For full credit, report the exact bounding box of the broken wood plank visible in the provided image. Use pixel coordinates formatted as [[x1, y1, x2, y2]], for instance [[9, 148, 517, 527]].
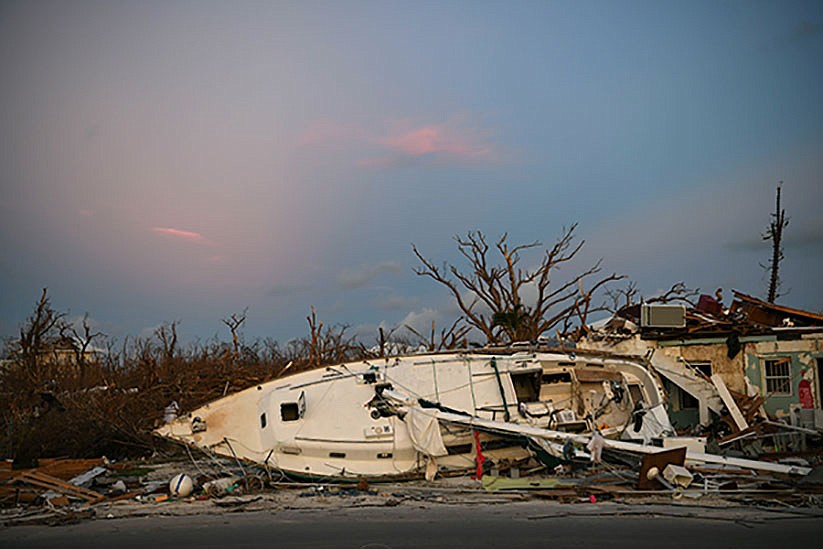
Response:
[[712, 374, 749, 432], [13, 471, 105, 503], [0, 458, 106, 483]]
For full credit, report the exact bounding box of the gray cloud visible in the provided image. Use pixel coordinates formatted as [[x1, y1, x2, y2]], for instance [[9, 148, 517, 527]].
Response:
[[373, 294, 418, 311], [338, 261, 403, 290], [267, 283, 313, 298]]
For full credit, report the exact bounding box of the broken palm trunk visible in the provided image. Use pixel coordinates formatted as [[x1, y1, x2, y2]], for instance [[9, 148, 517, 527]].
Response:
[[154, 350, 674, 480]]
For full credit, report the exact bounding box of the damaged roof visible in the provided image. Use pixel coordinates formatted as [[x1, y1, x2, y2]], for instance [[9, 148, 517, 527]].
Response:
[[608, 289, 823, 341]]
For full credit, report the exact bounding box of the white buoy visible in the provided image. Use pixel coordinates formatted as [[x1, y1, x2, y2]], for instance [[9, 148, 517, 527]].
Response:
[[169, 473, 194, 497]]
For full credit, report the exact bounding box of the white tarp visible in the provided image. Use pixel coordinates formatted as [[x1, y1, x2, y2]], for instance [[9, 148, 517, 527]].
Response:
[[405, 407, 448, 457]]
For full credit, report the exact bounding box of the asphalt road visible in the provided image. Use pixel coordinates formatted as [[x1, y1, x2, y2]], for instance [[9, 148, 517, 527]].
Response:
[[3, 502, 823, 549]]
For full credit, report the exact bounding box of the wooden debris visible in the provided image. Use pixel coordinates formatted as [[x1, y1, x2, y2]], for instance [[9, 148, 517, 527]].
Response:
[[712, 374, 749, 432], [0, 457, 107, 483], [106, 489, 145, 503], [11, 470, 105, 504], [637, 447, 686, 490]]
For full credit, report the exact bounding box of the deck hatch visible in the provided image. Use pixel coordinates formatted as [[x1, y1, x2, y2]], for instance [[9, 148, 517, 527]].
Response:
[[281, 391, 307, 421]]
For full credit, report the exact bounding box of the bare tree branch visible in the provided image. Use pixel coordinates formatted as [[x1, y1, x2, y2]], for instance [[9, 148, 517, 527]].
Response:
[[221, 308, 248, 363], [60, 313, 105, 385], [412, 226, 624, 344]]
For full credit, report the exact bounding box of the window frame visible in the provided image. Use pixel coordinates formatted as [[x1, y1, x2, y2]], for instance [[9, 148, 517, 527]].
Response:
[[763, 358, 792, 396]]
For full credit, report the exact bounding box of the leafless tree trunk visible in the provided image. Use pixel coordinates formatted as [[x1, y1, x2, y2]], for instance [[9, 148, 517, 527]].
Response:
[[413, 225, 623, 344], [221, 308, 248, 362], [60, 313, 104, 386], [307, 306, 322, 368], [18, 288, 67, 385], [762, 184, 789, 303], [405, 318, 471, 351], [155, 321, 179, 364]]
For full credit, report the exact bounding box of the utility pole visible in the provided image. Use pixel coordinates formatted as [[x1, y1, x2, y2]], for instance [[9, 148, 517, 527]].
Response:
[[763, 184, 789, 303]]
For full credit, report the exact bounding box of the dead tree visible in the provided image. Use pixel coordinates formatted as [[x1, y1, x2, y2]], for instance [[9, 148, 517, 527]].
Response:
[[17, 288, 67, 385], [605, 280, 699, 314], [762, 184, 789, 303], [604, 281, 640, 313], [299, 306, 363, 369], [221, 308, 248, 362], [307, 306, 322, 368], [156, 321, 178, 360], [60, 313, 105, 386], [405, 318, 472, 351], [412, 226, 623, 344], [646, 281, 700, 307]]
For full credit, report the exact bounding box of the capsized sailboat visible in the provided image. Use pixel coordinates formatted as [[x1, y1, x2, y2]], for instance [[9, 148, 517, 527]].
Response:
[[155, 349, 675, 480]]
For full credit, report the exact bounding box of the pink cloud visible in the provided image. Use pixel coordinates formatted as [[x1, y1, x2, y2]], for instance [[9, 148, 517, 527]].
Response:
[[298, 116, 499, 168], [152, 227, 209, 244], [378, 124, 494, 159]]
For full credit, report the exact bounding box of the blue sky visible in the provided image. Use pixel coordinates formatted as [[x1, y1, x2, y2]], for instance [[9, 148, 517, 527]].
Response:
[[1, 0, 821, 345]]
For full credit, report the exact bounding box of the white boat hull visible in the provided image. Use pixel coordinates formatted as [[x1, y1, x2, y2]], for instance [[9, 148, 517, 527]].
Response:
[[155, 350, 672, 479]]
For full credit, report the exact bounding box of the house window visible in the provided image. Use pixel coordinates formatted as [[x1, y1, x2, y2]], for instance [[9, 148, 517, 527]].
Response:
[[764, 358, 792, 395]]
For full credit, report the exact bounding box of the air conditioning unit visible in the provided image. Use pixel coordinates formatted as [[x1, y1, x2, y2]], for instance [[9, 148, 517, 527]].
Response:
[[641, 304, 686, 328]]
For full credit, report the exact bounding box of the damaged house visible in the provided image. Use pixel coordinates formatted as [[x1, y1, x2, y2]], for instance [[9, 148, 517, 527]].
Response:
[[579, 290, 823, 433]]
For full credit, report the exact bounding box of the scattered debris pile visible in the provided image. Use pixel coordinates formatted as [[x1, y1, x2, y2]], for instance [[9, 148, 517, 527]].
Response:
[[2, 422, 822, 527]]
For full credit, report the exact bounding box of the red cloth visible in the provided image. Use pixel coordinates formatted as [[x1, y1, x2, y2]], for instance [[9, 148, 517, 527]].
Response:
[[472, 430, 485, 479]]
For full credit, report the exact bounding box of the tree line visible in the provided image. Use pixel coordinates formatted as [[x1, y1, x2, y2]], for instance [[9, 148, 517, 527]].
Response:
[[0, 193, 788, 461]]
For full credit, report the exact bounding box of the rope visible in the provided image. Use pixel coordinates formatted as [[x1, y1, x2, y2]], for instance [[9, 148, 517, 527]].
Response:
[[491, 358, 511, 422]]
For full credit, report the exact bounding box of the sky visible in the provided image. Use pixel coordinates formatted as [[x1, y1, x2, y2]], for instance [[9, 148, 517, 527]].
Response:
[[1, 0, 821, 347]]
